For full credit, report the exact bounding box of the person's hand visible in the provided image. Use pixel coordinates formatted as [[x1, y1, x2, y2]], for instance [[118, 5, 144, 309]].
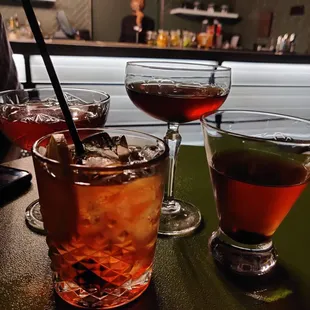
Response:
[[136, 10, 144, 27]]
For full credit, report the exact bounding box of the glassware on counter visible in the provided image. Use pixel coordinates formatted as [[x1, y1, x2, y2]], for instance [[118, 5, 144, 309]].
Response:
[[182, 31, 190, 48], [146, 31, 157, 46], [275, 33, 297, 54], [182, 31, 196, 48], [207, 3, 215, 13], [221, 5, 229, 13], [170, 30, 181, 47], [206, 25, 214, 48], [157, 29, 169, 48], [198, 19, 208, 49], [289, 33, 296, 53], [213, 19, 222, 48], [193, 1, 201, 10], [197, 32, 208, 49]]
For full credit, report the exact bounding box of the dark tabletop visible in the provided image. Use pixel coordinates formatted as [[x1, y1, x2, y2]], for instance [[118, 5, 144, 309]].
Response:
[[1, 146, 310, 310]]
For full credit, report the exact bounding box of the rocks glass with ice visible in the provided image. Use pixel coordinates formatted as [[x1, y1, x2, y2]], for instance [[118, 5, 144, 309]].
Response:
[[0, 88, 110, 233], [125, 62, 231, 236], [32, 128, 168, 309]]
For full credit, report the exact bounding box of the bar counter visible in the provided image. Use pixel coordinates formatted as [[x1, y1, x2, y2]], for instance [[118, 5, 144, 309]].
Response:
[[10, 39, 310, 64]]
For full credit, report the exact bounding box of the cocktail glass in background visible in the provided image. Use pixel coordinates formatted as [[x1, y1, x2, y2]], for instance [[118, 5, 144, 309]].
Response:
[[201, 110, 310, 275], [0, 88, 110, 233], [125, 61, 231, 236], [32, 128, 168, 309]]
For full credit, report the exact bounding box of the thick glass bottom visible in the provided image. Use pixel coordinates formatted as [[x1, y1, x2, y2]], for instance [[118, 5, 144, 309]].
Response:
[[159, 199, 202, 236], [54, 268, 152, 309], [209, 229, 278, 276], [25, 199, 46, 234]]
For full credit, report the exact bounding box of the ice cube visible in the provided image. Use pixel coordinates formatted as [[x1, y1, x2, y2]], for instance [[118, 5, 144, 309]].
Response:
[[83, 156, 115, 167], [114, 136, 130, 162], [81, 132, 131, 165], [85, 132, 114, 149], [128, 146, 143, 163], [140, 144, 162, 161], [84, 145, 119, 161]]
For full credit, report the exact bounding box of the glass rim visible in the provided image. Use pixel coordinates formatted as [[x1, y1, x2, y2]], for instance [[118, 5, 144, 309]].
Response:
[[32, 128, 169, 172], [0, 87, 111, 105], [126, 61, 231, 73], [201, 109, 310, 146]]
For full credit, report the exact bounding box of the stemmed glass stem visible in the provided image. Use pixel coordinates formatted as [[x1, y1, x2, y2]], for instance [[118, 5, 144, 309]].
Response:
[[162, 122, 181, 214]]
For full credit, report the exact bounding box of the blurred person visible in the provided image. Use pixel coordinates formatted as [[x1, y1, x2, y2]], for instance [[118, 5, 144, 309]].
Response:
[[119, 0, 155, 43], [0, 14, 21, 163]]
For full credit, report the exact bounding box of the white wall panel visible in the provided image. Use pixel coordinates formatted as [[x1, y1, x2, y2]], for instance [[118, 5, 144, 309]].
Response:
[[223, 61, 310, 87], [13, 54, 26, 83], [30, 56, 218, 84], [224, 86, 310, 119]]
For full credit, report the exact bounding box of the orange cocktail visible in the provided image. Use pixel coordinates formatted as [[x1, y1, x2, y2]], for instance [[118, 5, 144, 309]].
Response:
[[32, 128, 168, 309]]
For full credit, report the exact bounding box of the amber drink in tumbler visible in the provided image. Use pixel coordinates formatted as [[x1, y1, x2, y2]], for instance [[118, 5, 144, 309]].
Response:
[[32, 128, 168, 309]]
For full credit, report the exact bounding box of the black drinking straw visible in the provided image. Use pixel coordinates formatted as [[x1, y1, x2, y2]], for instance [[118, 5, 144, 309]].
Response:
[[22, 0, 85, 156]]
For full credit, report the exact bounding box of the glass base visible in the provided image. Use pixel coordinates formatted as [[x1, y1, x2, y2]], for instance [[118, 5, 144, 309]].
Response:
[[159, 199, 202, 236], [25, 200, 46, 235], [209, 229, 278, 276], [55, 268, 152, 309]]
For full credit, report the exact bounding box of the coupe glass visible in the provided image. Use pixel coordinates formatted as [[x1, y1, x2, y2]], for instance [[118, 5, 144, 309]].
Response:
[[201, 110, 310, 275], [0, 88, 110, 233], [125, 62, 231, 236]]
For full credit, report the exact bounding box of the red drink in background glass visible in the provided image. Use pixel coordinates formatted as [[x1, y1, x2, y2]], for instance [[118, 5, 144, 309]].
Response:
[[126, 82, 228, 123], [0, 102, 108, 152]]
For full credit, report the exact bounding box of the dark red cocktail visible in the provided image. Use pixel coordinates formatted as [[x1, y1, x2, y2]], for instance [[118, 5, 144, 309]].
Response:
[[126, 62, 231, 236], [210, 150, 308, 244], [202, 110, 310, 276], [0, 89, 110, 152], [127, 82, 228, 123]]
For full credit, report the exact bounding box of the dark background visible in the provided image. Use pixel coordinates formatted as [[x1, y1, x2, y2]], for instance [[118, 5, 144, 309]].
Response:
[[0, 0, 310, 53]]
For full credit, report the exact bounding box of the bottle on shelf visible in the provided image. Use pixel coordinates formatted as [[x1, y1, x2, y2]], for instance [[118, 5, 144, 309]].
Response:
[[213, 19, 223, 49], [14, 14, 20, 29], [170, 30, 181, 47], [197, 19, 208, 49], [206, 23, 215, 48], [157, 29, 169, 48], [207, 3, 215, 13], [289, 33, 296, 53]]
